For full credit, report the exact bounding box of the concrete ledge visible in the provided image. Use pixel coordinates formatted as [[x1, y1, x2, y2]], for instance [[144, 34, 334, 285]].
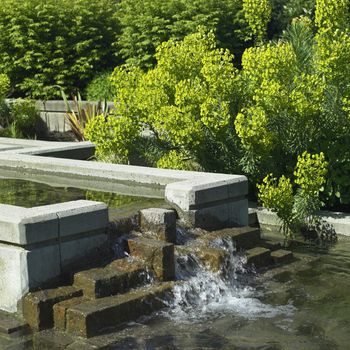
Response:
[[0, 137, 95, 160], [0, 145, 249, 229], [250, 207, 350, 238]]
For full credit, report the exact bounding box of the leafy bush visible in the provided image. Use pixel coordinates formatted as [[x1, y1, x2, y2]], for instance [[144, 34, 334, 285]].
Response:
[[116, 0, 249, 69], [258, 152, 328, 241], [6, 100, 41, 138], [235, 9, 350, 205], [0, 0, 119, 99], [0, 73, 10, 128], [242, 0, 272, 41], [86, 29, 241, 170], [85, 72, 114, 102]]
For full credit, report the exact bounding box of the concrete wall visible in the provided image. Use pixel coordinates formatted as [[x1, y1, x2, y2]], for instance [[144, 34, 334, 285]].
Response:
[[0, 201, 109, 312], [5, 99, 114, 132], [37, 100, 115, 132]]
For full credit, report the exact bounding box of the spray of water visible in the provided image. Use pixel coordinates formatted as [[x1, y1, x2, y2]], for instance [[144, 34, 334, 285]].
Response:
[[167, 237, 294, 322]]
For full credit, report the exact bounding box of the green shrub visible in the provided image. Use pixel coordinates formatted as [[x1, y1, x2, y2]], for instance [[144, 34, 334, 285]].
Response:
[[7, 99, 41, 138], [258, 152, 328, 241], [0, 74, 10, 98], [86, 29, 241, 170], [85, 72, 114, 102], [0, 0, 120, 99], [0, 74, 10, 128], [235, 9, 350, 205], [242, 0, 272, 42]]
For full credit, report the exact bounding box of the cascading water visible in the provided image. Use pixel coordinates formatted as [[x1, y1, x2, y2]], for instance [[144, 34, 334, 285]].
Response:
[[167, 236, 294, 322]]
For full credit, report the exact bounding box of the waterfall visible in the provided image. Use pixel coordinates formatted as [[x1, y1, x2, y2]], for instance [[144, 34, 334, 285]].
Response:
[[166, 236, 294, 322]]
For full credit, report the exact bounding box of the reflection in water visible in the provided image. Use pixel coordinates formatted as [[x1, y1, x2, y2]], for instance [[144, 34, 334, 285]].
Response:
[[0, 178, 164, 213]]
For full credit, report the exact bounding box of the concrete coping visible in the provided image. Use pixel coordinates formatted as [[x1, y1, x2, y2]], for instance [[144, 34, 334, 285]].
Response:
[[0, 200, 108, 246], [250, 207, 350, 238], [0, 137, 95, 159], [0, 137, 249, 228]]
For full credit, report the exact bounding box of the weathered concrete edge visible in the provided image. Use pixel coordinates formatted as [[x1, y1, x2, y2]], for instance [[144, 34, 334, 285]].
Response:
[[250, 207, 350, 238], [0, 200, 108, 245], [0, 137, 95, 160]]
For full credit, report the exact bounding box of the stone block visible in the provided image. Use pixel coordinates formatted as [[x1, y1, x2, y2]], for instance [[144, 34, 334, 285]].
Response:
[[53, 297, 85, 331], [127, 237, 175, 281], [139, 208, 177, 243], [271, 249, 294, 265], [66, 282, 174, 338], [74, 260, 148, 299], [66, 341, 100, 350], [165, 176, 248, 211], [22, 286, 82, 331], [0, 334, 32, 350], [260, 240, 282, 252], [175, 244, 229, 274], [52, 201, 108, 238], [246, 247, 271, 269], [0, 243, 61, 313]]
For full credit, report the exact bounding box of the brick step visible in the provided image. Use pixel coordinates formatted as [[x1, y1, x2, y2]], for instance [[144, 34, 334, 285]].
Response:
[[0, 333, 32, 350], [64, 282, 175, 338], [127, 237, 175, 281], [271, 249, 294, 265], [74, 258, 152, 299], [259, 239, 282, 252], [200, 226, 261, 250], [246, 247, 272, 268]]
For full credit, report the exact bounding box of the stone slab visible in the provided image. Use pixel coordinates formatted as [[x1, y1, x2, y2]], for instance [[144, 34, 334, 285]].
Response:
[[183, 199, 248, 230], [33, 330, 74, 350], [0, 205, 58, 245], [0, 200, 107, 246], [74, 260, 148, 299], [271, 249, 294, 265], [53, 297, 86, 331], [66, 282, 174, 338], [165, 176, 248, 211], [204, 226, 261, 250], [252, 206, 350, 238], [22, 286, 83, 331], [246, 247, 271, 268]]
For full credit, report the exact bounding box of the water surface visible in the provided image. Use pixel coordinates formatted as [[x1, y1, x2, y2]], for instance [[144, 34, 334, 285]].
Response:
[[105, 239, 350, 350]]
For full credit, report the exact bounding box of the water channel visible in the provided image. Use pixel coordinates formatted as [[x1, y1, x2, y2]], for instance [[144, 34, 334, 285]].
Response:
[[1, 177, 349, 349]]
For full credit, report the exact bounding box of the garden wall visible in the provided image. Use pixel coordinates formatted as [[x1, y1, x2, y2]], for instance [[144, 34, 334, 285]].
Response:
[[37, 100, 115, 132]]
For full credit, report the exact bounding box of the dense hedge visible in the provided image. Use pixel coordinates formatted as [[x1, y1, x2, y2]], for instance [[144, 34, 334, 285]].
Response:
[[116, 0, 249, 69], [0, 0, 318, 99], [0, 0, 120, 99]]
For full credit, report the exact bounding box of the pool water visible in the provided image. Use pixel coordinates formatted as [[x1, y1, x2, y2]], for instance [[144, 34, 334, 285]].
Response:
[[0, 178, 165, 217], [102, 239, 350, 350]]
